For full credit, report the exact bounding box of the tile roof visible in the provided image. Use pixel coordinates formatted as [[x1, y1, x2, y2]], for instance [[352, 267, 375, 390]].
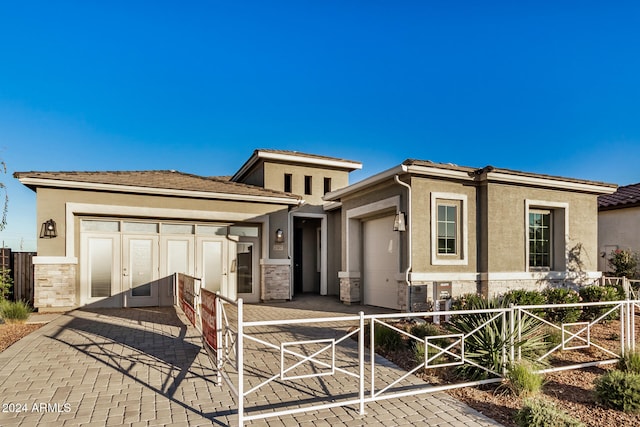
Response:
[[14, 170, 301, 202], [403, 159, 617, 188], [598, 182, 640, 210]]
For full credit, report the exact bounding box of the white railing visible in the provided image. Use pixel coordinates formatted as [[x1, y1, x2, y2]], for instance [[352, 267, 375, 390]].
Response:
[[173, 285, 639, 427]]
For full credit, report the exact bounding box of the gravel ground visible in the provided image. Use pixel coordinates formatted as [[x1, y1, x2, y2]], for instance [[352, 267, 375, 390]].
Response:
[[0, 322, 43, 353]]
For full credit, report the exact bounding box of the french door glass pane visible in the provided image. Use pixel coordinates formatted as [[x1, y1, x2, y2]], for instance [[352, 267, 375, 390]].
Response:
[[237, 243, 253, 294], [203, 241, 222, 292], [167, 240, 189, 275], [130, 239, 153, 297], [90, 238, 112, 297]]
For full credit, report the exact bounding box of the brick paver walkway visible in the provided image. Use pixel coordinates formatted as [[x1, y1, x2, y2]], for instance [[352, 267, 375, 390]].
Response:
[[0, 297, 503, 426]]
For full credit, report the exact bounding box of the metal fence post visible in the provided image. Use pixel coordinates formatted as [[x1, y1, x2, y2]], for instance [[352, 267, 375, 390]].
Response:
[[359, 311, 365, 415], [237, 298, 244, 427]]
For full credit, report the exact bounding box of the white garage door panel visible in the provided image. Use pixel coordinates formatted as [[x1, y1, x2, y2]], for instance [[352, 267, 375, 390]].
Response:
[[363, 215, 400, 310]]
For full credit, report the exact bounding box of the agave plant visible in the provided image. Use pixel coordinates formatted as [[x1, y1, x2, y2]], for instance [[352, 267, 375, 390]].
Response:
[[446, 294, 548, 381]]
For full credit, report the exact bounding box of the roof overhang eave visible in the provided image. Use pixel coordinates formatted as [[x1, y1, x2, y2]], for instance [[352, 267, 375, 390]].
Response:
[[16, 177, 302, 205]]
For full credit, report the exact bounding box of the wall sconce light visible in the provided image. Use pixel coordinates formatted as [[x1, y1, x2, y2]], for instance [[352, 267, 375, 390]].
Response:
[[393, 212, 406, 232], [275, 228, 284, 243], [40, 219, 58, 238]]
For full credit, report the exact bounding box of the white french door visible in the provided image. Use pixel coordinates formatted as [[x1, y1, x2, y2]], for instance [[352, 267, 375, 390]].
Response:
[[123, 235, 159, 307], [196, 237, 237, 301], [81, 234, 122, 307]]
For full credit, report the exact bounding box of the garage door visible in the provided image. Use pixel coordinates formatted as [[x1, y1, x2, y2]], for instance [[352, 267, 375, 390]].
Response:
[[363, 215, 400, 310]]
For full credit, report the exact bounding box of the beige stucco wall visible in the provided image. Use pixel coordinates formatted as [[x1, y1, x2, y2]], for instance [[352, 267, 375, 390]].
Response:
[[483, 182, 599, 273], [263, 162, 350, 205], [35, 187, 292, 258], [598, 206, 640, 273], [410, 176, 478, 274]]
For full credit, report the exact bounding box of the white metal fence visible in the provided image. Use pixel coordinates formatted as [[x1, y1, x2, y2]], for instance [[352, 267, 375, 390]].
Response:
[[174, 278, 639, 427]]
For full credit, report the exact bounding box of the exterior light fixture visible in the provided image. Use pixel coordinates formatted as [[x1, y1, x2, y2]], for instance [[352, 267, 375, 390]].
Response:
[[40, 219, 58, 238], [275, 228, 284, 243], [393, 212, 406, 232]]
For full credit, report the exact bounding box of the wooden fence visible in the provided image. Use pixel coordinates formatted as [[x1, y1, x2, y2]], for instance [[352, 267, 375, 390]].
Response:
[[0, 248, 35, 305]]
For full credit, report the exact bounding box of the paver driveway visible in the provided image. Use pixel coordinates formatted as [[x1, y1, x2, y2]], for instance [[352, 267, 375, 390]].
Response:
[[0, 296, 503, 426]]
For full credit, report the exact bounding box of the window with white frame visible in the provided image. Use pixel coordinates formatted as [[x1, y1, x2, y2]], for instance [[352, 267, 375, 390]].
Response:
[[437, 204, 457, 254], [431, 192, 468, 265], [525, 200, 568, 272], [529, 209, 552, 269]]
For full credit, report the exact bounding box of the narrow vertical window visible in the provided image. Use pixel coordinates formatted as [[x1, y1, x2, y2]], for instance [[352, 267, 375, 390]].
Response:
[[437, 204, 457, 254], [529, 210, 552, 269], [284, 174, 292, 193], [324, 177, 332, 194], [304, 175, 312, 195]]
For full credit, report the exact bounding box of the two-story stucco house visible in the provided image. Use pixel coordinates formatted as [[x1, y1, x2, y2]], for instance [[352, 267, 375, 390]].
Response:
[[15, 149, 617, 312]]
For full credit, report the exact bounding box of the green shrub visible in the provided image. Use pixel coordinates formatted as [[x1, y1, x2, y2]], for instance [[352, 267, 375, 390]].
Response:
[[579, 285, 624, 321], [617, 349, 640, 374], [0, 268, 12, 300], [374, 323, 403, 352], [450, 293, 486, 311], [608, 249, 639, 279], [542, 288, 582, 324], [447, 295, 548, 380], [410, 322, 452, 365], [594, 370, 640, 413], [515, 399, 584, 427], [505, 362, 544, 398], [501, 289, 546, 307], [0, 300, 32, 323]]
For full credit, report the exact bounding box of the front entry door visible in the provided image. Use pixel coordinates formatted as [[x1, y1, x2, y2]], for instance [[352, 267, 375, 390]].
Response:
[[196, 237, 237, 301], [123, 235, 159, 307]]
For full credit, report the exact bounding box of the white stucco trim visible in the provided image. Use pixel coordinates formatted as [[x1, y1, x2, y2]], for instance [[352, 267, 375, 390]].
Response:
[[345, 195, 401, 273], [65, 202, 267, 258], [232, 150, 362, 181], [431, 192, 469, 266], [479, 271, 602, 280], [410, 272, 480, 282], [33, 256, 78, 265], [260, 259, 292, 265], [524, 200, 570, 273], [487, 172, 617, 194]]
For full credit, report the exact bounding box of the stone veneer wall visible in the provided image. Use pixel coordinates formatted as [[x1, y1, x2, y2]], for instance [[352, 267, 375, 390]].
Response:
[[483, 277, 596, 299], [34, 263, 76, 309], [261, 263, 291, 301], [338, 273, 360, 304]]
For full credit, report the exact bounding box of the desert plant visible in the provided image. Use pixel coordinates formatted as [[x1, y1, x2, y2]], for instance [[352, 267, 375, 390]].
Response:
[[609, 249, 639, 279], [594, 370, 640, 413], [579, 285, 624, 321], [515, 399, 584, 427], [410, 322, 452, 366], [0, 299, 32, 323], [446, 295, 548, 380], [450, 293, 486, 311], [542, 287, 581, 324], [0, 267, 12, 300], [374, 323, 403, 352], [617, 348, 640, 374], [501, 289, 546, 307], [504, 362, 544, 398]]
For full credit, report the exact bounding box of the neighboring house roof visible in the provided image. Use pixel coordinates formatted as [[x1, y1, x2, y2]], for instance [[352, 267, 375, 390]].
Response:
[[598, 182, 640, 211], [325, 159, 617, 201], [14, 170, 302, 205], [232, 149, 362, 182]]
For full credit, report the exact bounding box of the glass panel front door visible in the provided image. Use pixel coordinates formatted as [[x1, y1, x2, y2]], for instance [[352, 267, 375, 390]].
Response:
[[123, 236, 158, 307]]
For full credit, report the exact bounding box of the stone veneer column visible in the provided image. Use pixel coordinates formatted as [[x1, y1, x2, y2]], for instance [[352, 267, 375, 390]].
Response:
[[32, 257, 77, 310], [338, 272, 361, 305], [260, 260, 291, 301]]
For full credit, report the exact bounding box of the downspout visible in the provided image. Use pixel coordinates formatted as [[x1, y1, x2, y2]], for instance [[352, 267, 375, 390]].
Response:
[[395, 173, 412, 312]]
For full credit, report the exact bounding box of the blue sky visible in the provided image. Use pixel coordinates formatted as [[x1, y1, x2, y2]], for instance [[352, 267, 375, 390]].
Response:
[[1, 1, 639, 251]]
